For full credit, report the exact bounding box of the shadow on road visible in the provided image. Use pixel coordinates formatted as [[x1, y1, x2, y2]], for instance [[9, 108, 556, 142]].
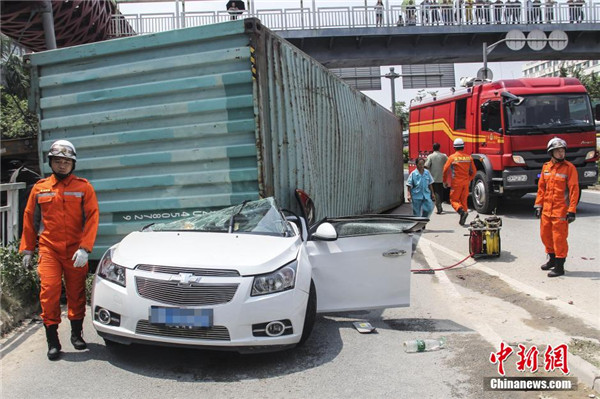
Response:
[[486, 193, 599, 219], [564, 270, 600, 280]]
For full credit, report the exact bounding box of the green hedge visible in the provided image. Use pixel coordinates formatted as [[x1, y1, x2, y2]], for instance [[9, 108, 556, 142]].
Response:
[[0, 241, 95, 335], [0, 242, 40, 334]]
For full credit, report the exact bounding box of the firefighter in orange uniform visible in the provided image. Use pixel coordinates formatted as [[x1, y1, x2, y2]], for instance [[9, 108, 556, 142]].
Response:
[[534, 137, 579, 277], [443, 138, 476, 226], [20, 140, 99, 360]]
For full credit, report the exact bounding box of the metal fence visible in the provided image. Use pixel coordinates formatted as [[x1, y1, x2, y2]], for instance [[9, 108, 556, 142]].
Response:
[[109, 3, 600, 37], [0, 183, 25, 247]]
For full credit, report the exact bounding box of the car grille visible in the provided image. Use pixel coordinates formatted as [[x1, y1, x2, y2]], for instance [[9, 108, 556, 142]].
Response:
[[136, 264, 240, 277], [135, 277, 239, 306], [135, 320, 230, 341]]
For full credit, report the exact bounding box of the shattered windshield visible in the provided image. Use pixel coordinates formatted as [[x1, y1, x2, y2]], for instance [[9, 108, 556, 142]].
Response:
[[504, 94, 594, 134], [148, 198, 295, 237]]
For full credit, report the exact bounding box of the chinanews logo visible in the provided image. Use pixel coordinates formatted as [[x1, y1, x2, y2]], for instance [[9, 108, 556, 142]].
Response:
[[485, 342, 577, 391]]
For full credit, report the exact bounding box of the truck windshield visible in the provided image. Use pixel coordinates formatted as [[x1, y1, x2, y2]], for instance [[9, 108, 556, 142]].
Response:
[[504, 94, 594, 135]]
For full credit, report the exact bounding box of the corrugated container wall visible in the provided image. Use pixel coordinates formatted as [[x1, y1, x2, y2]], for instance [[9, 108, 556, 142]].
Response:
[[27, 19, 403, 260]]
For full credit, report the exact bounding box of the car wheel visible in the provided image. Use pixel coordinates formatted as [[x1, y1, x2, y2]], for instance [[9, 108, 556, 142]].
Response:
[[298, 280, 317, 346], [472, 171, 497, 214]]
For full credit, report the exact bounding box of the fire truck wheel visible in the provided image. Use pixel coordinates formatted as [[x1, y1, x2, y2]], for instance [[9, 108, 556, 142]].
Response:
[[472, 171, 497, 214]]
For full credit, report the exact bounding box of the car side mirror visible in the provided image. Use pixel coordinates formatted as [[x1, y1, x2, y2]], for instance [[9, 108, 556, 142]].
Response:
[[312, 222, 337, 241]]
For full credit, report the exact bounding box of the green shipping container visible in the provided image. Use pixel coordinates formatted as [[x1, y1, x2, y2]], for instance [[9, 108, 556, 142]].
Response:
[[27, 19, 403, 260]]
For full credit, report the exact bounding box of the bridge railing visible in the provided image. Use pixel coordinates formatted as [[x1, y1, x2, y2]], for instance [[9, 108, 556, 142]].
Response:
[[0, 183, 25, 247], [109, 2, 599, 37]]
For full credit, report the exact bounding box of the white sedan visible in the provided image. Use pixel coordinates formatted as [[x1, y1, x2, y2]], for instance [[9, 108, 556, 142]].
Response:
[[91, 190, 427, 353]]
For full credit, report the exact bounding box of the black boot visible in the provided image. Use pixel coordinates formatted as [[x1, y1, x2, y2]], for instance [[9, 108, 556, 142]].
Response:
[[541, 253, 556, 270], [70, 319, 87, 350], [548, 258, 565, 277], [44, 324, 61, 361], [458, 208, 468, 226]]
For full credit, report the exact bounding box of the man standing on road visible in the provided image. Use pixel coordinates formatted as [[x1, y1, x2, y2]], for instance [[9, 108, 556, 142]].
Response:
[[425, 142, 448, 214], [443, 138, 476, 226], [20, 140, 99, 360], [534, 137, 579, 277]]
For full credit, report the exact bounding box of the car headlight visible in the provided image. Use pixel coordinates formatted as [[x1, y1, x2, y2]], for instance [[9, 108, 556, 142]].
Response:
[[251, 261, 297, 296], [97, 247, 126, 287]]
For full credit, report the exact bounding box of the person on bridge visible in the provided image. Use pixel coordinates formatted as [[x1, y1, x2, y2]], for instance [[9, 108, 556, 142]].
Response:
[[406, 158, 435, 217], [443, 138, 476, 226], [425, 142, 448, 214], [20, 140, 99, 361], [534, 137, 579, 278], [375, 0, 384, 26]]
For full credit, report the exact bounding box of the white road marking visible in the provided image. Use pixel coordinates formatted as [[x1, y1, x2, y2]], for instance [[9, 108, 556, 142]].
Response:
[[421, 236, 600, 331], [419, 240, 504, 348]]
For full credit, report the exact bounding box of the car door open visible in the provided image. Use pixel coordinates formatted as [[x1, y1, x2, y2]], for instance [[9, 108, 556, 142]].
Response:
[[306, 215, 427, 313]]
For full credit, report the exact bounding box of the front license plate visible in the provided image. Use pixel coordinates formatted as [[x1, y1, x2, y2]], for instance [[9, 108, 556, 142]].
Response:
[[149, 306, 213, 327]]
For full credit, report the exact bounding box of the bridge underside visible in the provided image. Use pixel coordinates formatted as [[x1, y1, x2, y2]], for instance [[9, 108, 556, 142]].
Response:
[[280, 24, 600, 68], [0, 0, 133, 52]]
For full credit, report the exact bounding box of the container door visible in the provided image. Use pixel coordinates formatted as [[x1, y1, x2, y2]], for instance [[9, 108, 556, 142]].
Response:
[[306, 215, 426, 313]]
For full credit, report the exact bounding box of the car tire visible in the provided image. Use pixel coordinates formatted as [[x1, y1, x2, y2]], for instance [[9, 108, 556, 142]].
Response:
[[472, 171, 497, 214], [297, 280, 317, 346]]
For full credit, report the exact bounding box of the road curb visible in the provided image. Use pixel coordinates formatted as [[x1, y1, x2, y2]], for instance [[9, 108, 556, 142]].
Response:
[[569, 353, 600, 393]]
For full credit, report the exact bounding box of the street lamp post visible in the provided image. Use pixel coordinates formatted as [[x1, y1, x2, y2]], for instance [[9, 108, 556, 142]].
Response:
[[384, 67, 401, 114]]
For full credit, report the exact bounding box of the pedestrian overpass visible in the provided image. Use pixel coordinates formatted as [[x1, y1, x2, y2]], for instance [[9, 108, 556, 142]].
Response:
[[110, 4, 600, 68]]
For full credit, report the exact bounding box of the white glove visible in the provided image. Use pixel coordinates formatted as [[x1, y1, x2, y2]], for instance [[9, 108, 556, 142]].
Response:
[[72, 249, 89, 268], [22, 253, 32, 269]]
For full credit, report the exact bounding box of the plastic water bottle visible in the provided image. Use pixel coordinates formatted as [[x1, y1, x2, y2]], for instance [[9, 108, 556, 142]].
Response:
[[403, 337, 447, 353]]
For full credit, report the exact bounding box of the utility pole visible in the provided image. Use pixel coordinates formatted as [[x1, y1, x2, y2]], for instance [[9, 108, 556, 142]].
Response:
[[384, 67, 400, 115]]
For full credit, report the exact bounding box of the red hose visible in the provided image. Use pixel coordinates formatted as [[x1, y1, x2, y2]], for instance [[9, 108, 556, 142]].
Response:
[[411, 253, 475, 273]]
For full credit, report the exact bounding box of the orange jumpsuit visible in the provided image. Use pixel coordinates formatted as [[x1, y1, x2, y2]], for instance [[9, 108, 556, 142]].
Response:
[[443, 150, 476, 212], [534, 159, 579, 259], [20, 174, 99, 326]]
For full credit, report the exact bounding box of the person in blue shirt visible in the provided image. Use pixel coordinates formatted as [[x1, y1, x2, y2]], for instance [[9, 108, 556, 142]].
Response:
[[406, 157, 435, 217]]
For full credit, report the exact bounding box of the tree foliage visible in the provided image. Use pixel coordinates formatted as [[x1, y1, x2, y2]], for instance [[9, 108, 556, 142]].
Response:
[[1, 35, 38, 139], [1, 89, 38, 138], [394, 100, 409, 130]]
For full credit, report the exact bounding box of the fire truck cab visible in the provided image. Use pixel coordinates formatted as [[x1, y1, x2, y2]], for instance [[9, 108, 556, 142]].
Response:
[[409, 77, 598, 214]]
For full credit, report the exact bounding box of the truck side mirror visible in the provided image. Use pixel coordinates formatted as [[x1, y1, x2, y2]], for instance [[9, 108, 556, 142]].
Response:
[[501, 91, 524, 107]]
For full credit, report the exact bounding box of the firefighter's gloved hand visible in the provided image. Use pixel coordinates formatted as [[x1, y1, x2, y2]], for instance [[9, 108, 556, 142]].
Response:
[[22, 253, 32, 270], [566, 212, 576, 224], [72, 249, 88, 268], [534, 208, 541, 219]]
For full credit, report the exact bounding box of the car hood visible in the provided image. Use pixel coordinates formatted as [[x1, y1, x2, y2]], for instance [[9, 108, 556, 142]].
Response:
[[112, 231, 300, 276]]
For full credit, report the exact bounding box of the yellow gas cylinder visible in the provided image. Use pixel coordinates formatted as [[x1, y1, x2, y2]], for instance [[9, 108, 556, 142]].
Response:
[[485, 230, 500, 255]]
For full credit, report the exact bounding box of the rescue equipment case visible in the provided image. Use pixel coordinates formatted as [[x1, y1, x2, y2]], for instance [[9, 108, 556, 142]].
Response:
[[468, 215, 502, 258]]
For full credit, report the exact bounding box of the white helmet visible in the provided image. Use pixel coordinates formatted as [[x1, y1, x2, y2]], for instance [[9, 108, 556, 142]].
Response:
[[48, 140, 77, 161], [547, 137, 567, 153], [453, 138, 465, 148]]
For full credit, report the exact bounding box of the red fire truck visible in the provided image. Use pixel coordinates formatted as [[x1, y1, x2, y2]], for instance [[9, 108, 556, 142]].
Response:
[[409, 77, 599, 214]]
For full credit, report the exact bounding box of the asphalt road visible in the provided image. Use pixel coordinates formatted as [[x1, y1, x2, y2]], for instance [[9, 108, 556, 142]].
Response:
[[1, 191, 598, 399]]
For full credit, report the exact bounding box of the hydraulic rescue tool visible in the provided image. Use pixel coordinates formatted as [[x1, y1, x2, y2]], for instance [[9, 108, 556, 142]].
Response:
[[468, 214, 502, 258]]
